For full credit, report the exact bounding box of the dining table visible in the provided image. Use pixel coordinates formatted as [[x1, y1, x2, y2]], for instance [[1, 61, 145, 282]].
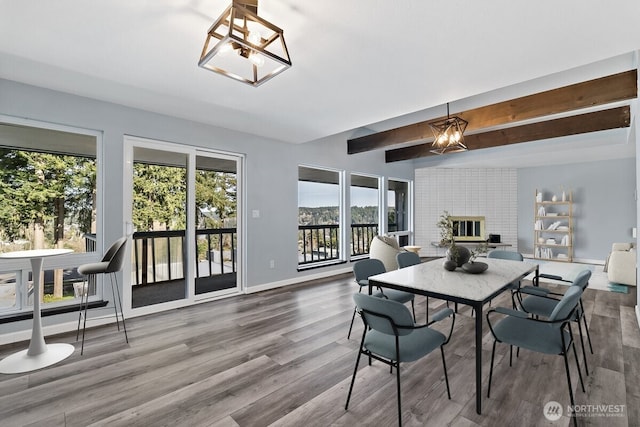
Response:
[[0, 248, 75, 374], [368, 256, 539, 415]]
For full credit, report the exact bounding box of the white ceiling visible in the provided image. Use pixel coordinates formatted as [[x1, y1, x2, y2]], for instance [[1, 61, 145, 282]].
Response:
[[1, 0, 640, 145]]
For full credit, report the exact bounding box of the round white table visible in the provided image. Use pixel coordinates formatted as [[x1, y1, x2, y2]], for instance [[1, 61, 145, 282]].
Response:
[[0, 248, 75, 374]]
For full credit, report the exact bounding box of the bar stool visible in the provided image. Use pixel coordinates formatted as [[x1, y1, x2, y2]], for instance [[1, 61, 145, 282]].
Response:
[[76, 236, 129, 355]]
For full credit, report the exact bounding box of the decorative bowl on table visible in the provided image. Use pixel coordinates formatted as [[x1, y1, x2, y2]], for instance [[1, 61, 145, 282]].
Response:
[[462, 261, 488, 274]]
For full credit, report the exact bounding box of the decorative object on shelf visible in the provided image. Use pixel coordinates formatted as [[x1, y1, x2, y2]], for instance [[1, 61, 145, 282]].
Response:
[[428, 103, 468, 155], [562, 190, 567, 202], [536, 191, 543, 203], [462, 261, 488, 274], [198, 0, 292, 87], [551, 194, 558, 202], [437, 210, 471, 268]]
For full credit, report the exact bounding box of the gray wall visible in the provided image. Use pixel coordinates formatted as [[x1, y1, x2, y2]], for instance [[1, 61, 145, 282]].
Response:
[[0, 78, 412, 289], [0, 78, 412, 337], [518, 158, 637, 262]]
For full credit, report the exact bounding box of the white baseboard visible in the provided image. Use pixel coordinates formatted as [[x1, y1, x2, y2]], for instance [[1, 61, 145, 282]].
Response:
[[522, 255, 605, 266], [0, 314, 118, 346], [247, 266, 352, 294], [636, 305, 640, 330]]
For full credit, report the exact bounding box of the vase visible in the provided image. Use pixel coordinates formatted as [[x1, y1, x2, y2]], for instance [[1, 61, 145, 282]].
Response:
[[446, 245, 471, 267], [462, 261, 488, 274], [443, 259, 457, 271]]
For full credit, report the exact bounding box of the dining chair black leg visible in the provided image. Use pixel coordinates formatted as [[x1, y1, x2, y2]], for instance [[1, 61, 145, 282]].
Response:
[[584, 316, 594, 353], [577, 319, 589, 376], [581, 306, 594, 354], [395, 361, 402, 427], [509, 345, 513, 367], [562, 349, 578, 427], [572, 341, 586, 393], [345, 331, 366, 410], [347, 306, 357, 339], [441, 346, 451, 399], [487, 340, 497, 398]]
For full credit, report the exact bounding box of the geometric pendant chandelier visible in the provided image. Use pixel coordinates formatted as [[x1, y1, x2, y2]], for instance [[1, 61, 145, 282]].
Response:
[[198, 0, 292, 87], [428, 103, 469, 154]]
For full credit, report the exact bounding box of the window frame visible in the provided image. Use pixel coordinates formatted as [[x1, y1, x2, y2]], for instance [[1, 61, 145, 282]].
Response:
[[297, 164, 345, 269], [349, 172, 382, 260], [0, 115, 103, 315]]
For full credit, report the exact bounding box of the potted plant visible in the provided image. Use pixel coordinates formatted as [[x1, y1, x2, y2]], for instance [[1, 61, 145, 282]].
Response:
[[462, 241, 489, 273], [468, 241, 489, 263], [437, 211, 470, 269]]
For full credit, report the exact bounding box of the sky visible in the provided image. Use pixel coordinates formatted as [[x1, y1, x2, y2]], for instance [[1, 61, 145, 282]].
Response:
[[298, 181, 389, 208]]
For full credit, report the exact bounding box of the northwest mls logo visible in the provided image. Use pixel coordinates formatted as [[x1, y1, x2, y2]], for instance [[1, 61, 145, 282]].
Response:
[[544, 401, 563, 421]]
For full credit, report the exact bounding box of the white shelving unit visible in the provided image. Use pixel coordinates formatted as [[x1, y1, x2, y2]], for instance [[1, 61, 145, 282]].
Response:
[[533, 189, 573, 262]]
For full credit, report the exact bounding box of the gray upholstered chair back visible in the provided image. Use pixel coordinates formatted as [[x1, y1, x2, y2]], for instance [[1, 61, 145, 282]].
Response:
[[353, 293, 414, 336], [353, 258, 386, 284], [396, 251, 421, 268], [572, 269, 592, 291], [104, 237, 128, 273], [486, 249, 524, 261], [548, 285, 583, 324]]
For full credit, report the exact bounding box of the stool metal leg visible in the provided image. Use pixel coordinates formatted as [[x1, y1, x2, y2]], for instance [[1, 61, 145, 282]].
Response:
[[76, 276, 91, 355], [109, 273, 121, 331], [110, 273, 128, 343]]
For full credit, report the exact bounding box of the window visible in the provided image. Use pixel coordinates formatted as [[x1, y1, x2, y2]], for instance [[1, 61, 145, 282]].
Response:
[[0, 119, 99, 313], [350, 174, 380, 258], [298, 166, 343, 267], [388, 179, 411, 247]]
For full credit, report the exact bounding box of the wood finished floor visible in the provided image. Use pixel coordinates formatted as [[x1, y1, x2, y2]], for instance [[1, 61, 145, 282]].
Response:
[[0, 273, 638, 427]]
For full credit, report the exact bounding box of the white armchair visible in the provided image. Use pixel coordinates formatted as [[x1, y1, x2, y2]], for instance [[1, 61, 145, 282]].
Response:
[[369, 235, 402, 271], [606, 243, 636, 286]]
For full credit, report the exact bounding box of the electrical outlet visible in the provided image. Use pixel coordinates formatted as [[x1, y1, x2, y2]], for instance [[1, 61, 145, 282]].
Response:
[[269, 260, 275, 269]]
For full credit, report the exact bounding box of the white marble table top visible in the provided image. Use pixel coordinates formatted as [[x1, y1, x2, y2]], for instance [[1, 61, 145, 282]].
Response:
[[0, 248, 72, 259], [369, 257, 538, 303]]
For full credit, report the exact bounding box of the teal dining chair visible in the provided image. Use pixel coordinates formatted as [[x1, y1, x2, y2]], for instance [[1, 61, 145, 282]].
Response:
[[487, 285, 585, 427], [517, 269, 593, 375], [396, 251, 435, 320], [347, 259, 416, 339], [345, 293, 455, 427], [486, 249, 524, 308], [396, 251, 421, 268]]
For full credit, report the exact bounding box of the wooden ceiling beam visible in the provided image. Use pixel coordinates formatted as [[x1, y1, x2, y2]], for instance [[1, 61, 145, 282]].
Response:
[[348, 69, 637, 154], [384, 106, 631, 162]]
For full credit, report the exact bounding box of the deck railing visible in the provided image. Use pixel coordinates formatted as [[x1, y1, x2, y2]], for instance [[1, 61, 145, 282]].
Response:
[[92, 224, 376, 281], [350, 223, 378, 257], [298, 223, 379, 265], [131, 228, 236, 286]]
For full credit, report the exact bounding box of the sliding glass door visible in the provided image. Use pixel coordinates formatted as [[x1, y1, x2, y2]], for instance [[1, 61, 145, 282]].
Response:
[[130, 146, 189, 309], [194, 154, 239, 296], [124, 137, 243, 314]]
